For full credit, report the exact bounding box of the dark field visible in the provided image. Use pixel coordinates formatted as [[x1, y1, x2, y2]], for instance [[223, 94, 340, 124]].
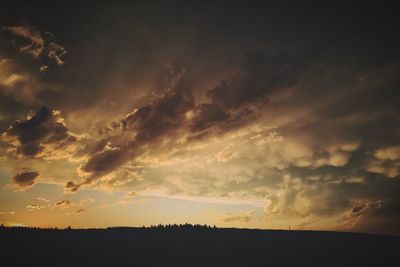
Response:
[[1, 226, 399, 266]]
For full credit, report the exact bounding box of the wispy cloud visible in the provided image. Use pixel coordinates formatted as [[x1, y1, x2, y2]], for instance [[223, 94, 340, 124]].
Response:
[[222, 210, 255, 223]]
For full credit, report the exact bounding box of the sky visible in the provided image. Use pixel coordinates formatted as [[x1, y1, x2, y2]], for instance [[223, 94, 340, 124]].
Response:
[[0, 1, 399, 234]]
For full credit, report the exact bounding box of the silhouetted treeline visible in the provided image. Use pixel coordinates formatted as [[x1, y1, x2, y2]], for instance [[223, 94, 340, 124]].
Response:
[[1, 224, 399, 267], [110, 223, 217, 230], [0, 223, 217, 231]]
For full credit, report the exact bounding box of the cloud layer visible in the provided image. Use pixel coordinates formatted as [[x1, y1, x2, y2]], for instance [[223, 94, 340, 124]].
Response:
[[1, 2, 400, 234]]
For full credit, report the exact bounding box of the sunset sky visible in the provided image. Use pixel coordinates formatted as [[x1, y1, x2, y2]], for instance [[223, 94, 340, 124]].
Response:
[[1, 1, 399, 234]]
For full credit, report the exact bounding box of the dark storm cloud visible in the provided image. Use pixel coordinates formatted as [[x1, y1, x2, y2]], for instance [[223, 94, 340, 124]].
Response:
[[2, 1, 398, 118], [82, 147, 128, 174], [121, 78, 195, 142], [12, 170, 39, 187], [189, 50, 308, 136], [67, 79, 195, 191], [73, 139, 109, 159], [207, 50, 305, 111], [69, 50, 309, 191], [189, 103, 230, 132], [68, 46, 399, 196], [3, 106, 76, 158], [3, 2, 321, 120]]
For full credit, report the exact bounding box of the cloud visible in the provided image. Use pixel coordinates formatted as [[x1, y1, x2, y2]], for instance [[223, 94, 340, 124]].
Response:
[[208, 50, 304, 111], [39, 65, 49, 73], [116, 191, 139, 205], [343, 177, 365, 184], [365, 146, 400, 178], [127, 191, 137, 197], [81, 147, 128, 174], [26, 204, 46, 211], [55, 200, 71, 208], [375, 146, 400, 161], [67, 208, 86, 215], [75, 208, 85, 214], [66, 51, 309, 192], [12, 170, 39, 188], [0, 58, 40, 108], [3, 25, 67, 65], [1, 32, 397, 230], [2, 73, 24, 87], [339, 199, 383, 229], [47, 42, 67, 65], [189, 104, 230, 133], [2, 107, 76, 158], [67, 79, 195, 191], [37, 197, 50, 203], [189, 50, 306, 136], [0, 24, 68, 130], [4, 26, 44, 58], [120, 79, 195, 142], [0, 211, 15, 215], [222, 210, 255, 223], [65, 181, 77, 189], [58, 52, 398, 236], [55, 199, 90, 211]]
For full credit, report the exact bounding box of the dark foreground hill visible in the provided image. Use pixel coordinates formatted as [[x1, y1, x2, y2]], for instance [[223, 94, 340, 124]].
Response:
[[1, 226, 399, 267]]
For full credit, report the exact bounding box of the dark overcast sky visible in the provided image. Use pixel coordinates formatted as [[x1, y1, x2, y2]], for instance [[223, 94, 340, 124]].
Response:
[[0, 1, 399, 233]]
